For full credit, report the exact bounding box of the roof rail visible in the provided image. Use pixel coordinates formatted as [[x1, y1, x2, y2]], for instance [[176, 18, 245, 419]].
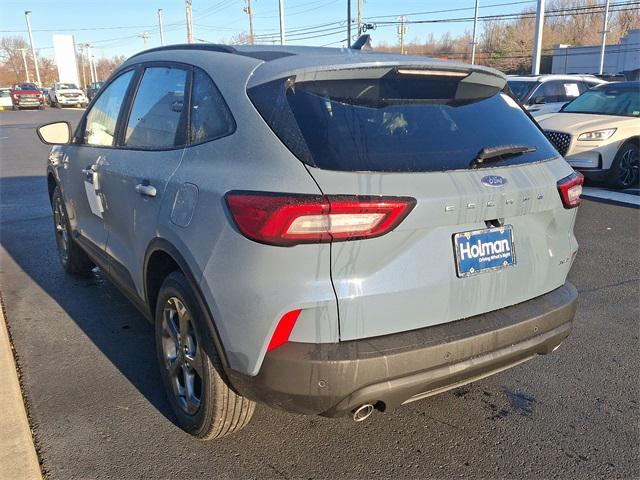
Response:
[[129, 43, 237, 59]]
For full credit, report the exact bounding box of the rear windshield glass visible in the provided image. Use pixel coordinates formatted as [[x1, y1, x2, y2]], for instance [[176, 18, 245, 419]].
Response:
[[249, 70, 557, 172]]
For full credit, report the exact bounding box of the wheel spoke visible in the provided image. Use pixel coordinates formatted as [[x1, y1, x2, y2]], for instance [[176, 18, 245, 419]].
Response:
[[163, 308, 180, 345], [166, 354, 180, 377]]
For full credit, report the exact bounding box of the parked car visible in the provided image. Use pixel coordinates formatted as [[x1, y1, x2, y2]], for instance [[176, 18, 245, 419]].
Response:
[[507, 74, 606, 117], [38, 44, 580, 440], [48, 82, 88, 108], [538, 81, 640, 189], [86, 81, 104, 101], [10, 82, 45, 110], [0, 87, 13, 110]]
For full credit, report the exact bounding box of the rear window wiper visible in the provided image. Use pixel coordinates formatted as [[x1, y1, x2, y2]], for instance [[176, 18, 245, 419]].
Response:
[[470, 144, 537, 168]]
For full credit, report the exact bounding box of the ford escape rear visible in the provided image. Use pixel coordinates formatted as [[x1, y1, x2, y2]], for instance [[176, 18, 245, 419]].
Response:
[[40, 44, 580, 440]]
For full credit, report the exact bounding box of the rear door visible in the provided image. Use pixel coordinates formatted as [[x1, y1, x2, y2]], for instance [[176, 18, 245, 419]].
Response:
[[100, 64, 189, 298], [248, 67, 579, 340]]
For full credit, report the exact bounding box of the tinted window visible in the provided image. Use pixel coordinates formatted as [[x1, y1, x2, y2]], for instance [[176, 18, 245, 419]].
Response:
[[125, 67, 188, 148], [83, 70, 134, 146], [249, 71, 557, 172], [189, 69, 235, 144], [563, 84, 640, 117], [534, 81, 564, 103], [507, 80, 537, 102]]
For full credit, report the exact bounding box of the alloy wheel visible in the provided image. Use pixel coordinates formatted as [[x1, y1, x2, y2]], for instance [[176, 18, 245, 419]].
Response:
[[161, 297, 203, 415], [53, 197, 70, 264], [618, 147, 639, 187]]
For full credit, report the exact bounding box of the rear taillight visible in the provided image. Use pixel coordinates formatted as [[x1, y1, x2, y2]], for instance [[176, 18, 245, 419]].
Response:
[[225, 192, 416, 246], [557, 171, 584, 209]]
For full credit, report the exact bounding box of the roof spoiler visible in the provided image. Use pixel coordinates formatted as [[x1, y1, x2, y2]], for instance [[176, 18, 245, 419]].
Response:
[[350, 34, 372, 51]]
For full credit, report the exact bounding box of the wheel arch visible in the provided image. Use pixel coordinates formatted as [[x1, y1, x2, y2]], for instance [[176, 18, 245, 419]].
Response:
[[143, 238, 230, 369]]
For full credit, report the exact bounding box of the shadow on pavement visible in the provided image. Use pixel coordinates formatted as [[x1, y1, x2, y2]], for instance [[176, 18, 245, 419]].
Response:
[[0, 174, 176, 425]]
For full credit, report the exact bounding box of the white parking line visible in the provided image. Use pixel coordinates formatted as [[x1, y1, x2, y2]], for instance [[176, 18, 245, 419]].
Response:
[[582, 186, 640, 208]]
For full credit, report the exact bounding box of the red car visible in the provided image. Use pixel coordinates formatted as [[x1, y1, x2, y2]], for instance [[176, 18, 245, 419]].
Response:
[[11, 82, 45, 110]]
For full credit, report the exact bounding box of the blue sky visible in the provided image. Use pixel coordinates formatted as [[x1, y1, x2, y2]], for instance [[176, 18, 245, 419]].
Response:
[[1, 0, 534, 59]]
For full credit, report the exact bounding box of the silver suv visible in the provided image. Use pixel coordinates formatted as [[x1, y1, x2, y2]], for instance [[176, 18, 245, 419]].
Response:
[[38, 44, 581, 440]]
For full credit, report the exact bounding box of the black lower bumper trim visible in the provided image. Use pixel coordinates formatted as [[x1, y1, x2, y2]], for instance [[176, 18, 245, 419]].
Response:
[[227, 283, 578, 417]]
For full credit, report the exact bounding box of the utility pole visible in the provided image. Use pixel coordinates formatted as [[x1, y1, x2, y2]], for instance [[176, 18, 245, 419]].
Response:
[[92, 55, 98, 82], [357, 0, 362, 35], [18, 49, 30, 82], [158, 9, 165, 46], [530, 0, 545, 74], [471, 0, 479, 64], [278, 0, 285, 45], [79, 44, 86, 88], [86, 44, 95, 83], [185, 0, 194, 44], [139, 31, 149, 49], [244, 0, 254, 44], [347, 0, 351, 46], [398, 16, 407, 54], [24, 11, 41, 86], [598, 0, 611, 75]]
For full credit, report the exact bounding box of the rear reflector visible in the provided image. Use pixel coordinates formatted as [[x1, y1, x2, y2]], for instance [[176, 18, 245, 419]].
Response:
[[267, 309, 302, 352], [225, 192, 416, 246], [557, 172, 584, 209]]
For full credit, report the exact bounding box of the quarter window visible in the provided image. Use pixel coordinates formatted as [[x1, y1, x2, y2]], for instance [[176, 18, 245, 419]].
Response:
[[189, 69, 235, 144], [125, 67, 188, 148], [83, 70, 134, 146]]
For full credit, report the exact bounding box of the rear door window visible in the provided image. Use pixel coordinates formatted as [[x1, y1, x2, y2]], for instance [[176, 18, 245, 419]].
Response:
[[124, 66, 188, 149], [249, 69, 557, 172]]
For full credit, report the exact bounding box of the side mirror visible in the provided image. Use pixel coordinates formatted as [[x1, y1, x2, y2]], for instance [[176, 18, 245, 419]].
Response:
[[531, 96, 545, 105], [37, 121, 72, 145]]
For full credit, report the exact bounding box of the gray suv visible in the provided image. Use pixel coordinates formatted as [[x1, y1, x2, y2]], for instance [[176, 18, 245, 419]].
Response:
[[38, 44, 581, 440]]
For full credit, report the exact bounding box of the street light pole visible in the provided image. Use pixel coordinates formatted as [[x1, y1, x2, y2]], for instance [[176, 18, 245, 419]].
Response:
[[471, 0, 480, 64], [598, 0, 611, 75], [347, 0, 351, 46], [24, 11, 41, 86], [158, 9, 165, 46], [530, 0, 545, 75], [19, 49, 30, 82], [185, 0, 194, 43], [278, 0, 285, 45]]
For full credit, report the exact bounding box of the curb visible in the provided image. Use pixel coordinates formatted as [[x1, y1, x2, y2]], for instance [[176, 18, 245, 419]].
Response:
[[0, 299, 42, 480]]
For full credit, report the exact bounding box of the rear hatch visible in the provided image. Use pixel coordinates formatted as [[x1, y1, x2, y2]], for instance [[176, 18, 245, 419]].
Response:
[[248, 61, 579, 341]]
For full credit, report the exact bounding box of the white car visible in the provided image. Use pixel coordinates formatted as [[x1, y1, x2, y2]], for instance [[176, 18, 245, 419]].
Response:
[[537, 81, 640, 189], [0, 88, 13, 110], [508, 75, 607, 117], [48, 82, 88, 108]]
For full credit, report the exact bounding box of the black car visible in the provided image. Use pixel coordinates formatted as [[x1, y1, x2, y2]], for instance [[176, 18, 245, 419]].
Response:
[[86, 81, 104, 101]]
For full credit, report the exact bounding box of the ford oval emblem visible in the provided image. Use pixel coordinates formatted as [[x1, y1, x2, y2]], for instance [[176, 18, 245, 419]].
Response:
[[481, 175, 507, 187]]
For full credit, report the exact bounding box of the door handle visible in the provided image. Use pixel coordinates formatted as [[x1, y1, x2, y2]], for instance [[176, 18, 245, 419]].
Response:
[[82, 164, 97, 179], [135, 183, 157, 198]]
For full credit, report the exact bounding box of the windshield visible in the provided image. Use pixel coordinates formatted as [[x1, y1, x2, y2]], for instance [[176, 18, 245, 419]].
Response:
[[507, 80, 538, 102], [16, 83, 38, 91], [562, 85, 640, 117], [59, 83, 79, 90], [0, 90, 10, 97], [249, 71, 557, 172]]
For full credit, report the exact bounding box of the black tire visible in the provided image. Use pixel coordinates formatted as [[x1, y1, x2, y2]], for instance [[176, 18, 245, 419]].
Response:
[[608, 141, 639, 189], [51, 186, 94, 275], [155, 271, 255, 440]]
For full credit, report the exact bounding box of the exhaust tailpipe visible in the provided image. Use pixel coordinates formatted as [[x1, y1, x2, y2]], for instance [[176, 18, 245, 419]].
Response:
[[352, 404, 374, 422]]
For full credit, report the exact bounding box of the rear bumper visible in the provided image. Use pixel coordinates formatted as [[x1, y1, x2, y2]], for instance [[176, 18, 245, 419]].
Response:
[[228, 283, 578, 417]]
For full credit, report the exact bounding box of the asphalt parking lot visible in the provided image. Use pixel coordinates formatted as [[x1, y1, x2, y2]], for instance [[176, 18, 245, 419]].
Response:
[[1, 109, 638, 479]]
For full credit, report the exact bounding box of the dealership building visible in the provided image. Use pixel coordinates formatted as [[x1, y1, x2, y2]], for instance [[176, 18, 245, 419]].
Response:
[[551, 29, 639, 80]]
